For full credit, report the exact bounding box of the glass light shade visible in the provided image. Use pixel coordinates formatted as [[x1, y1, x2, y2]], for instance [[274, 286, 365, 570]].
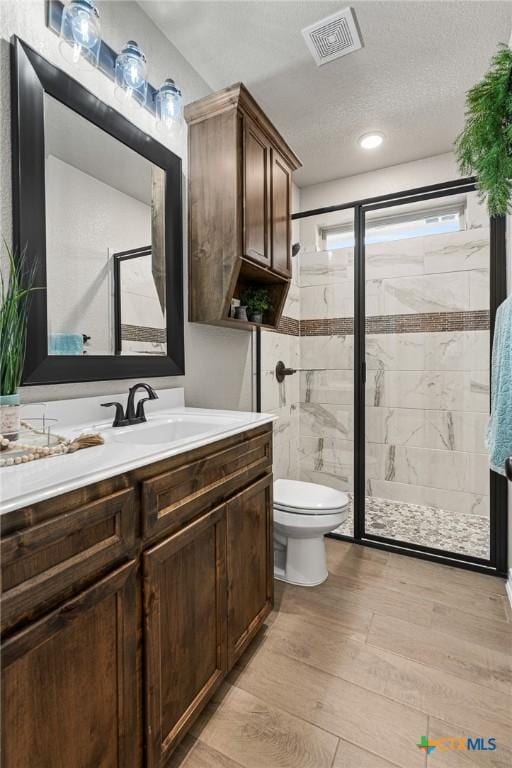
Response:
[[115, 40, 147, 107], [359, 132, 384, 150], [59, 0, 101, 66], [156, 79, 183, 131]]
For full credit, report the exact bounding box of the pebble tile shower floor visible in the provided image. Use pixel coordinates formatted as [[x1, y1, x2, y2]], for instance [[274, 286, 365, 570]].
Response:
[[333, 495, 489, 559]]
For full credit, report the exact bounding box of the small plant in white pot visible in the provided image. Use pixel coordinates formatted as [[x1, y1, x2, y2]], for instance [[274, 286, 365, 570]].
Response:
[[0, 241, 38, 439]]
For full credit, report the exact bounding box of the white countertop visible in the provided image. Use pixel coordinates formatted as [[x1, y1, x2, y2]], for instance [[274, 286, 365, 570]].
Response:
[[0, 388, 275, 515]]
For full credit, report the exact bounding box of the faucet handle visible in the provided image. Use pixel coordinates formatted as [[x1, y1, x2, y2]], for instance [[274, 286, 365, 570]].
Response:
[[135, 386, 159, 421], [101, 401, 127, 427], [275, 361, 297, 383], [135, 397, 152, 421]]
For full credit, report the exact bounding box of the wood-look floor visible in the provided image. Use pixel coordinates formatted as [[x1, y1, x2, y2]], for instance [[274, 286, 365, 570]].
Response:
[[175, 540, 512, 768]]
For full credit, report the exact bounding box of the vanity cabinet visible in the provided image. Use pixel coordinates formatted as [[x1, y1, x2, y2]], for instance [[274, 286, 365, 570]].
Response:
[[185, 82, 301, 330], [2, 562, 139, 768], [227, 475, 273, 666], [1, 486, 136, 635], [1, 424, 273, 768], [144, 504, 228, 766]]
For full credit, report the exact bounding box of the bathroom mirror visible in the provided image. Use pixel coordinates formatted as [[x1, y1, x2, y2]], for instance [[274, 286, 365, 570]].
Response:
[[12, 37, 184, 384], [44, 95, 167, 358]]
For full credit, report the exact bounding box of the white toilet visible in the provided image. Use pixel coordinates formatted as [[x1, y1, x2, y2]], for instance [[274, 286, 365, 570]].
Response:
[[273, 479, 349, 587]]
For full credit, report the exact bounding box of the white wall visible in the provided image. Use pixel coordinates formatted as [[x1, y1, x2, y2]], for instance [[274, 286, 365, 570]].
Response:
[[0, 0, 254, 410], [300, 152, 459, 212], [46, 155, 152, 353]]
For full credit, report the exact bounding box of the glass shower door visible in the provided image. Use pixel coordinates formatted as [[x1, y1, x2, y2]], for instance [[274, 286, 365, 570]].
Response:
[[297, 207, 356, 536], [363, 189, 492, 560]]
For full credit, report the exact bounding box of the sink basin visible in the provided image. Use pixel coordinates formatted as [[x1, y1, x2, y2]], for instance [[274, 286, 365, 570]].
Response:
[[107, 414, 243, 446]]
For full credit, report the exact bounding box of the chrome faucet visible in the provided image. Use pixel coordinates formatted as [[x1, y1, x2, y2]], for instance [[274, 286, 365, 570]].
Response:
[[101, 383, 159, 427]]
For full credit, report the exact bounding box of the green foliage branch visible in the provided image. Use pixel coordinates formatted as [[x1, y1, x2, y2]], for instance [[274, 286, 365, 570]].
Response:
[[456, 45, 512, 217]]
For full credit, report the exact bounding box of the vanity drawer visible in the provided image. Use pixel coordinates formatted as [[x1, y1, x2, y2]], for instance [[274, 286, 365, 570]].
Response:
[[142, 430, 272, 542], [1, 488, 136, 634]]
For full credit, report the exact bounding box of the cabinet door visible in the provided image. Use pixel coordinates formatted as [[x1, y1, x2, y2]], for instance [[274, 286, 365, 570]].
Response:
[[143, 505, 227, 766], [226, 474, 273, 668], [1, 562, 138, 768], [1, 487, 136, 635], [243, 117, 271, 266], [271, 149, 292, 277]]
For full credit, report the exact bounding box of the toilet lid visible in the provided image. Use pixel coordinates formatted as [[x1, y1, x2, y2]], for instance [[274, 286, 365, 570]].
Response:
[[274, 479, 349, 514]]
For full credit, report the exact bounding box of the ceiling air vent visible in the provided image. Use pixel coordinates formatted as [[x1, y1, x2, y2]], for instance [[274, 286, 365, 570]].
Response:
[[302, 7, 362, 66]]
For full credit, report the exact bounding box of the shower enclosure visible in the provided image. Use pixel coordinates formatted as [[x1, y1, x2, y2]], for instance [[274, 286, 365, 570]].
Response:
[[260, 178, 507, 575], [362, 188, 495, 562]]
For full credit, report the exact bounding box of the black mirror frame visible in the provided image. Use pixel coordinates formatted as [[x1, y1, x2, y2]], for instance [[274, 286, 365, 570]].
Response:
[[11, 37, 185, 385]]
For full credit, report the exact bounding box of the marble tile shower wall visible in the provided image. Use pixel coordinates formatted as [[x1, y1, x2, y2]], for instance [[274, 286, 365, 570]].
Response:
[[298, 227, 491, 519], [299, 246, 355, 494], [260, 262, 301, 480]]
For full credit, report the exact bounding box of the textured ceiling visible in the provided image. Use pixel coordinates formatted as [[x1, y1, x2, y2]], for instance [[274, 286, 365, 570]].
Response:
[[140, 1, 511, 187]]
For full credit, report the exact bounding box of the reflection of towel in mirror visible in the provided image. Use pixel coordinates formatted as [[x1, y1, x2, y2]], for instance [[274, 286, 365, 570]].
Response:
[[487, 295, 512, 475], [48, 333, 83, 355]]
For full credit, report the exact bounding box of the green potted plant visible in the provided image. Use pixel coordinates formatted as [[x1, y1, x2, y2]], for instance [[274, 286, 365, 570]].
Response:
[[0, 241, 38, 438], [456, 44, 512, 216], [242, 286, 273, 324]]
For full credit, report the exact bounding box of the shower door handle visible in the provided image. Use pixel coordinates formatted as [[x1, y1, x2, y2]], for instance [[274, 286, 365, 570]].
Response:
[[361, 361, 366, 384]]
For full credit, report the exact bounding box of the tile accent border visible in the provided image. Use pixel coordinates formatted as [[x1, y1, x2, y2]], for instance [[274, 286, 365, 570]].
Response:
[[274, 316, 300, 336], [300, 318, 353, 336], [269, 311, 490, 337], [365, 310, 490, 335], [121, 323, 166, 343]]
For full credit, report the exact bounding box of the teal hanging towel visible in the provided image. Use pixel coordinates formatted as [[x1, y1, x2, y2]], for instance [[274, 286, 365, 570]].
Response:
[[487, 295, 512, 475], [48, 333, 83, 356]]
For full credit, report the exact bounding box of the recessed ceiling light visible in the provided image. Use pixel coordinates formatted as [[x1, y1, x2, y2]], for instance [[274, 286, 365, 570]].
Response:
[[359, 132, 384, 150]]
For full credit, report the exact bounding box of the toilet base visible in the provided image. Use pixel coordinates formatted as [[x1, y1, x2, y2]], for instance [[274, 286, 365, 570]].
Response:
[[274, 570, 328, 588], [274, 535, 328, 587]]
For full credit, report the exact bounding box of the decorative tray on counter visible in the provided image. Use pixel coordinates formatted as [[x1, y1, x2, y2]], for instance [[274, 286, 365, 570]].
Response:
[[0, 417, 105, 467], [0, 418, 69, 466]]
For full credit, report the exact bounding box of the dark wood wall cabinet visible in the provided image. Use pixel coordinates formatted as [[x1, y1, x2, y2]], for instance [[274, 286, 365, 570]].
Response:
[[1, 423, 273, 767], [185, 83, 301, 331]]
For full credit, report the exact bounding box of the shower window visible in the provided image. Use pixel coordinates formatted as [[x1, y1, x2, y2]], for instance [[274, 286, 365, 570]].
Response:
[[322, 203, 464, 250]]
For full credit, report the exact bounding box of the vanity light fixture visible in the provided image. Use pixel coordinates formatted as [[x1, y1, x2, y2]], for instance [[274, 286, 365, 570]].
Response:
[[359, 132, 384, 150], [59, 0, 101, 65], [48, 2, 183, 124], [114, 40, 147, 108], [155, 78, 183, 132]]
